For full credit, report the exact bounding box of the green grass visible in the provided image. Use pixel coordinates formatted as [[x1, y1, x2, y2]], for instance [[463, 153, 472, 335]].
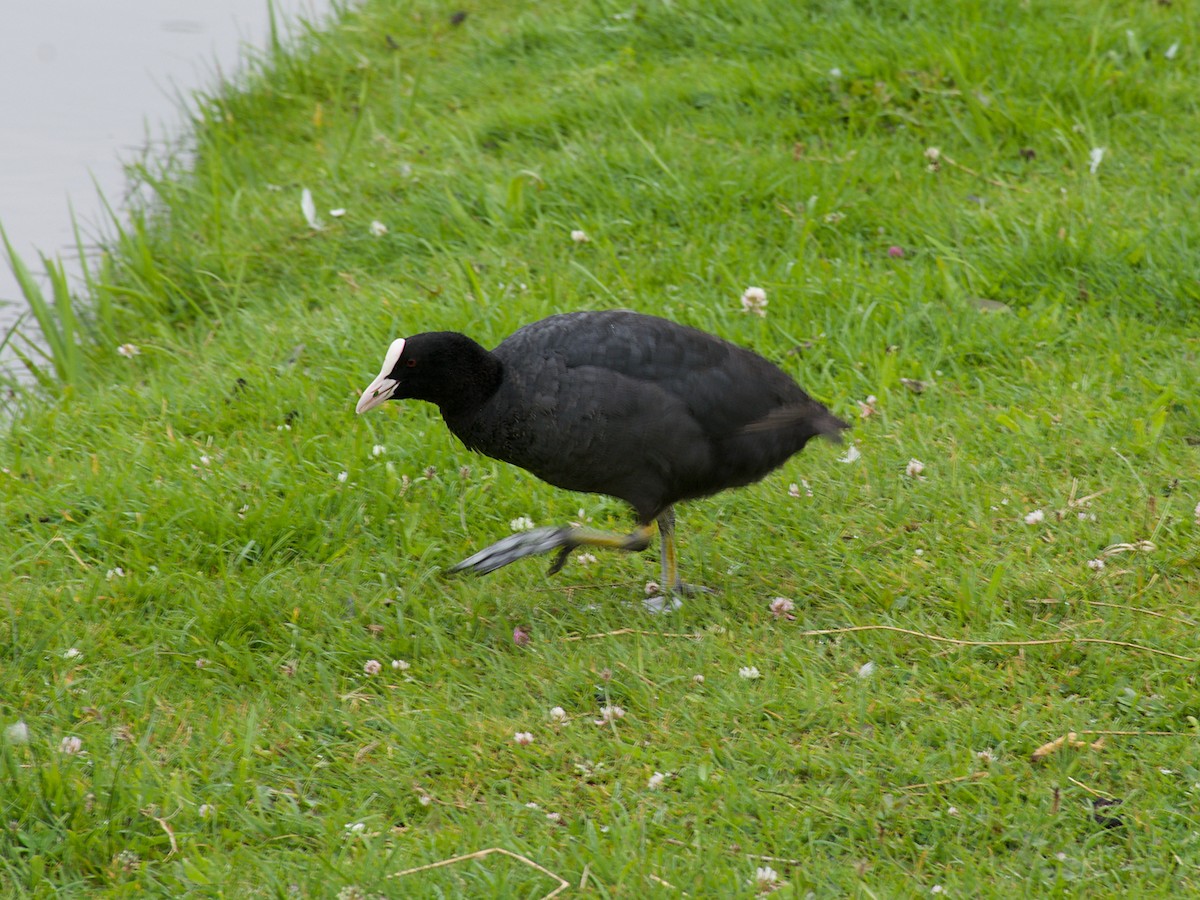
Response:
[[3, 0, 1200, 895]]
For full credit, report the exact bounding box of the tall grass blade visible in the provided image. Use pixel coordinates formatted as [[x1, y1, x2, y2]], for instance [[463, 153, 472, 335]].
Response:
[[1, 224, 72, 384]]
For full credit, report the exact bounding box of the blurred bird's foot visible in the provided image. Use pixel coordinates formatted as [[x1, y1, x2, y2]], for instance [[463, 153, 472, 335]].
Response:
[[449, 524, 653, 577], [643, 594, 683, 614], [641, 579, 715, 613], [449, 527, 573, 576]]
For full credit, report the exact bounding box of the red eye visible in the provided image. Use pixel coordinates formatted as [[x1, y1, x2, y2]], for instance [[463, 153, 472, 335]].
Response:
[[406, 359, 417, 368]]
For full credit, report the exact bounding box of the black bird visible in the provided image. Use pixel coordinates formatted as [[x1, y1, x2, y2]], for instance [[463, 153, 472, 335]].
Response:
[[356, 310, 848, 594]]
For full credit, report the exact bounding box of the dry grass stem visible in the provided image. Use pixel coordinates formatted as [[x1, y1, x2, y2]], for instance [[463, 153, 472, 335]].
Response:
[[795, 624, 1194, 662], [564, 628, 703, 642], [898, 771, 989, 791], [141, 808, 179, 860], [1031, 732, 1106, 763], [1068, 776, 1114, 797], [389, 847, 568, 898], [1026, 597, 1197, 628]]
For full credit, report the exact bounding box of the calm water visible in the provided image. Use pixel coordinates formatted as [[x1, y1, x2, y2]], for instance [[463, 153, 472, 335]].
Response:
[[0, 0, 325, 359]]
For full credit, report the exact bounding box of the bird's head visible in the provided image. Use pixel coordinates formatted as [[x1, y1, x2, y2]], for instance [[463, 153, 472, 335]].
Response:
[[356, 331, 501, 415]]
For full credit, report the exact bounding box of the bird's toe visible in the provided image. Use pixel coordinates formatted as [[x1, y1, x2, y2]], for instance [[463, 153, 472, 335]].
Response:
[[642, 594, 684, 614]]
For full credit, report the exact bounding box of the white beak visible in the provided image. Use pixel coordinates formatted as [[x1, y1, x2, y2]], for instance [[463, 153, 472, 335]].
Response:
[[356, 375, 397, 414], [355, 338, 405, 414]]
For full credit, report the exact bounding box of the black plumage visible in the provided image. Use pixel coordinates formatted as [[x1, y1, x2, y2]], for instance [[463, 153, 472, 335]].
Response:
[[356, 310, 848, 594]]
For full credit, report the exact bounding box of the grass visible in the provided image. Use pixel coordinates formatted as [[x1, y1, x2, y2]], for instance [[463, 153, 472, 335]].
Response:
[[2, 0, 1199, 894]]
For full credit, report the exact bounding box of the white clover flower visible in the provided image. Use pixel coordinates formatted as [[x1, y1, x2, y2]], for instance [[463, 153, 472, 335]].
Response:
[[692, 674, 705, 684], [752, 865, 782, 890], [418, 794, 433, 807], [594, 705, 626, 726], [739, 666, 762, 680], [648, 771, 667, 790], [391, 659, 410, 671], [857, 661, 876, 679], [510, 516, 535, 532], [769, 597, 795, 618], [363, 659, 382, 676], [549, 706, 568, 723], [545, 811, 562, 823], [525, 801, 539, 809], [576, 553, 598, 565], [906, 458, 925, 477], [372, 445, 385, 457], [924, 147, 941, 162], [198, 803, 215, 818], [59, 736, 83, 755], [513, 731, 535, 746], [337, 471, 349, 483], [976, 748, 997, 765], [947, 806, 959, 816], [1087, 558, 1105, 571], [369, 220, 388, 236], [106, 567, 125, 581], [1023, 509, 1045, 525], [788, 479, 813, 498], [740, 286, 768, 317], [838, 443, 861, 464], [570, 229, 590, 243], [116, 343, 140, 358], [931, 887, 945, 895], [1088, 147, 1105, 174], [5, 721, 30, 745]]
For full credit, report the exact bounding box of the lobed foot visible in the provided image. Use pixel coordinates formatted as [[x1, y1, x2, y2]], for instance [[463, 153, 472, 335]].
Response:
[[448, 526, 573, 576], [641, 580, 716, 613]]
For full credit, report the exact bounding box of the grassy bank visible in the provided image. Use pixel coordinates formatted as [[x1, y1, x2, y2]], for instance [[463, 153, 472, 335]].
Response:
[[3, 0, 1199, 895]]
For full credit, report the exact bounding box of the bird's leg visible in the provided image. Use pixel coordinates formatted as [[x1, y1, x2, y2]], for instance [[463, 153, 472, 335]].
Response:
[[448, 524, 653, 577], [655, 507, 715, 596], [657, 507, 679, 592], [546, 524, 653, 575]]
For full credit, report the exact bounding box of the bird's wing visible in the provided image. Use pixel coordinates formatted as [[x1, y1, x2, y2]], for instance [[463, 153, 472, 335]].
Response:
[[502, 311, 821, 437]]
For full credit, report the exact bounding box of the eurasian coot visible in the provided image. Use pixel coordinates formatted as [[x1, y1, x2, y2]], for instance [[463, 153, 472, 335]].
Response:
[[356, 310, 848, 594]]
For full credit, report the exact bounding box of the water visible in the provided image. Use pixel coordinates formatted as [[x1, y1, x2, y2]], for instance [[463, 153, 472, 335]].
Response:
[[0, 0, 326, 357]]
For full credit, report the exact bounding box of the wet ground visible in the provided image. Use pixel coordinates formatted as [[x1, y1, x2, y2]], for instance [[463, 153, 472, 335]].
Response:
[[0, 0, 324, 366]]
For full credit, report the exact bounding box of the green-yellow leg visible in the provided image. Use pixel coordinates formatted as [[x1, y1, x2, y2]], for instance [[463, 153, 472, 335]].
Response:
[[655, 506, 714, 596]]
